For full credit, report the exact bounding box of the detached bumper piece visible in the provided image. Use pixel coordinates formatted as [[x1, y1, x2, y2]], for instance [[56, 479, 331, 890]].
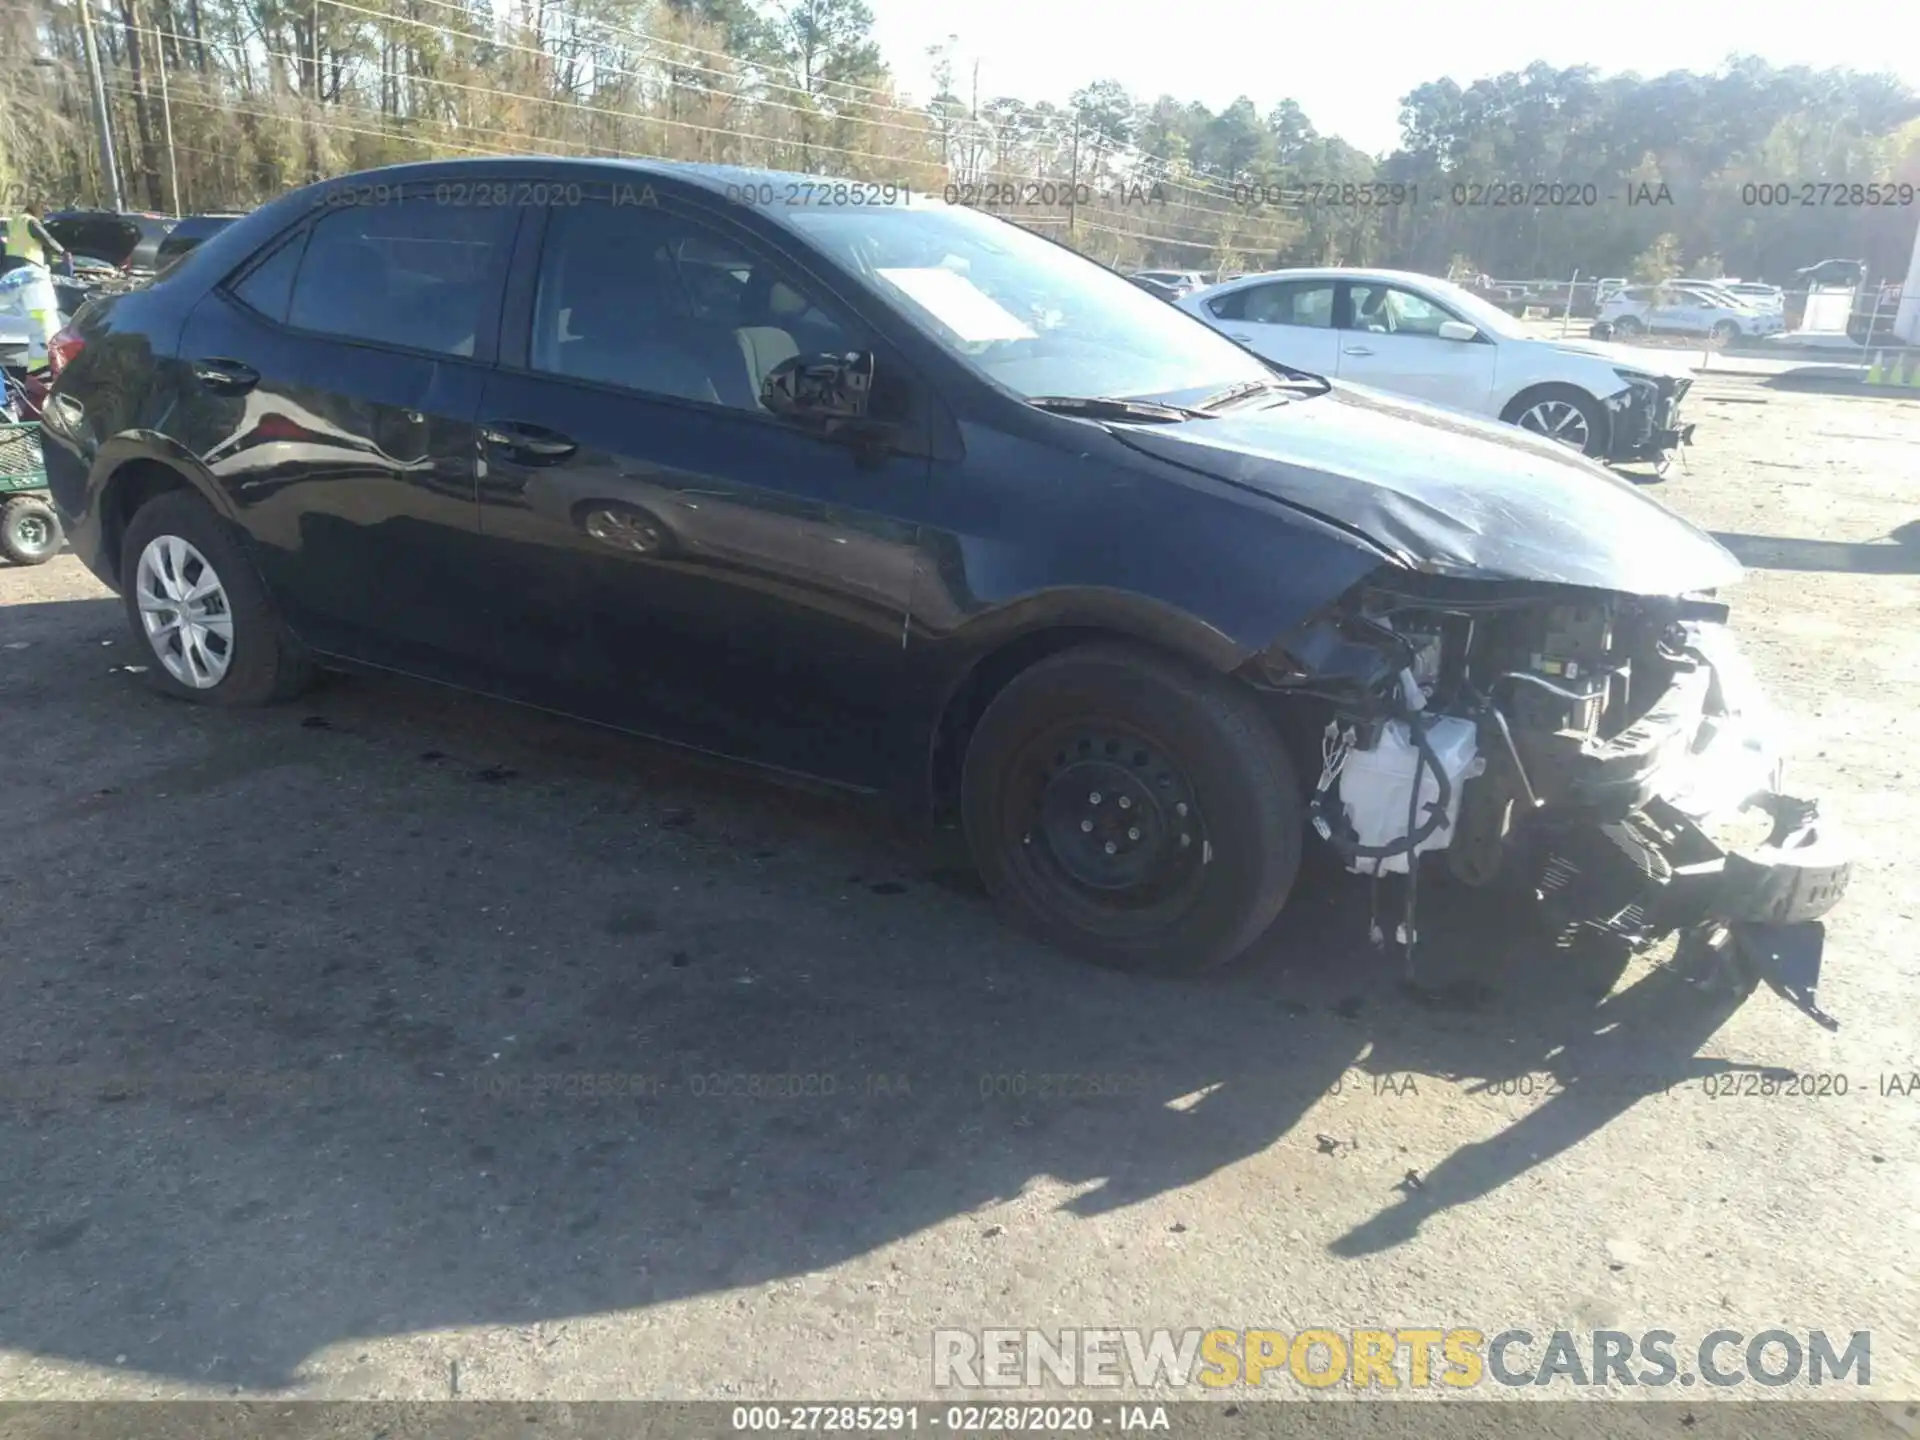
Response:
[[1538, 792, 1850, 1028], [1605, 377, 1693, 464]]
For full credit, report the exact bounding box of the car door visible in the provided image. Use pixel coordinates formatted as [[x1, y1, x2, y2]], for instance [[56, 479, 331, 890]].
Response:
[[1197, 279, 1340, 374], [471, 189, 929, 788], [171, 187, 516, 669], [1646, 285, 1703, 333], [1335, 280, 1498, 414]]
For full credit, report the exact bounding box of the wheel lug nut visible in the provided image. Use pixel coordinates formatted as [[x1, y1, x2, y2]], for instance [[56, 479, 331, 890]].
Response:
[[1118, 795, 1131, 809], [1080, 819, 1093, 833], [1127, 827, 1140, 840], [1104, 841, 1117, 854], [1179, 833, 1191, 847], [1176, 802, 1188, 817], [1089, 791, 1102, 805]]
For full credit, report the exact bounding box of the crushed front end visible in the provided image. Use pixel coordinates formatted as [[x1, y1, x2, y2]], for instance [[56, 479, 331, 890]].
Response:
[[1604, 373, 1695, 465], [1244, 573, 1849, 1025]]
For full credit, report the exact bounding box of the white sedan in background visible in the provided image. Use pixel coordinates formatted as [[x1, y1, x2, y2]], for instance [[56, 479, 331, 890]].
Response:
[[1597, 281, 1786, 339], [1177, 267, 1697, 462]]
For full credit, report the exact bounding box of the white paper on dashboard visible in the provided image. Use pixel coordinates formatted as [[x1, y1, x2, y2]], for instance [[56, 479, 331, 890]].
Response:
[[876, 267, 1037, 342]]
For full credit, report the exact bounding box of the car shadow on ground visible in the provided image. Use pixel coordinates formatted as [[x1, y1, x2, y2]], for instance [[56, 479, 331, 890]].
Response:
[[1711, 522, 1920, 575], [0, 601, 1770, 1389]]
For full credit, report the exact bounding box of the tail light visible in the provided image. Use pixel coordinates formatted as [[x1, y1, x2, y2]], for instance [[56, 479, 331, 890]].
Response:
[[47, 324, 86, 376]]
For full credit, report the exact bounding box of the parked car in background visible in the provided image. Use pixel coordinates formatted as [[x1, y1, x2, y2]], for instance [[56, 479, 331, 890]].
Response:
[[1179, 266, 1695, 461], [154, 213, 245, 270], [1128, 274, 1184, 302], [1130, 269, 1205, 299], [43, 211, 177, 276], [1596, 281, 1784, 340], [1713, 280, 1785, 313], [40, 159, 1844, 982]]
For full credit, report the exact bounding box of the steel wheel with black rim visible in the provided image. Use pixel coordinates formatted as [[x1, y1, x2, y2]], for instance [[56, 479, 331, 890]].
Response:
[[0, 495, 63, 565], [1503, 384, 1608, 458], [961, 643, 1303, 975], [118, 488, 313, 706]]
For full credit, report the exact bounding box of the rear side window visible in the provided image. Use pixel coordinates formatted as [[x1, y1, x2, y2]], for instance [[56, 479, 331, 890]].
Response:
[[283, 196, 514, 357], [1210, 280, 1334, 328]]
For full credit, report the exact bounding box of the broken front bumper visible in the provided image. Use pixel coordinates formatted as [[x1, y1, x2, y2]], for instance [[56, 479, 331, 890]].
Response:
[[1604, 377, 1694, 463], [1537, 624, 1850, 1023]]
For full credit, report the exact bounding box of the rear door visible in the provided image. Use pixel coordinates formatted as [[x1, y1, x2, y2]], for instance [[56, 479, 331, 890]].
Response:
[[1198, 278, 1340, 374], [1334, 280, 1498, 414], [469, 188, 930, 787], [171, 185, 517, 669]]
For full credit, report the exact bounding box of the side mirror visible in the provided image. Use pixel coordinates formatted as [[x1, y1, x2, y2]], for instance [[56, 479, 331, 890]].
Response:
[[761, 350, 874, 424], [1436, 320, 1479, 342]]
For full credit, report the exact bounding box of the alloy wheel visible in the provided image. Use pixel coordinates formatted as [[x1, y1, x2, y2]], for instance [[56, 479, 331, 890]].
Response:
[[135, 533, 234, 688], [1517, 399, 1591, 451]]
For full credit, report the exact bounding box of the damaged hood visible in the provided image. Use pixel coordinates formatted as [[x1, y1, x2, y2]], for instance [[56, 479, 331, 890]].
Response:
[[1111, 384, 1741, 597]]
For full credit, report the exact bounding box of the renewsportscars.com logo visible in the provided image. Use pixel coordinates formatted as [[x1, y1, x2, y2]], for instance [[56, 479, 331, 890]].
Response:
[[932, 1328, 1871, 1391]]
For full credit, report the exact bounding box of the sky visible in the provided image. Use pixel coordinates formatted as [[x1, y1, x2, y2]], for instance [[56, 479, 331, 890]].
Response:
[[866, 0, 1920, 157]]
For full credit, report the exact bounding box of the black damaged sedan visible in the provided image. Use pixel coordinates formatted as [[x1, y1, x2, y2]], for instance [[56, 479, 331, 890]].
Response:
[[40, 158, 1849, 1009]]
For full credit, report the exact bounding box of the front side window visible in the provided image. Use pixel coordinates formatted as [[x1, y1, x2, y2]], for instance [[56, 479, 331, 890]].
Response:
[[780, 201, 1275, 403], [1347, 283, 1463, 338], [529, 201, 862, 412], [283, 196, 512, 357]]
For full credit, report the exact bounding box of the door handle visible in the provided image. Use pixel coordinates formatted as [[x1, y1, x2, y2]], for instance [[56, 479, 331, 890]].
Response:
[[482, 420, 578, 462], [1342, 345, 1374, 357], [193, 357, 259, 394], [1227, 333, 1254, 344]]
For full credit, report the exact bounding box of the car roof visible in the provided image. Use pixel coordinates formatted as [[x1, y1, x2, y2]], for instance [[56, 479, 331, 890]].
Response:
[[1201, 266, 1455, 289], [299, 155, 910, 208]]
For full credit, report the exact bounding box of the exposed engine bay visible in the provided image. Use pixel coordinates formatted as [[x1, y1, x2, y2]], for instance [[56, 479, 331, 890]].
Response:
[[1243, 570, 1852, 1024]]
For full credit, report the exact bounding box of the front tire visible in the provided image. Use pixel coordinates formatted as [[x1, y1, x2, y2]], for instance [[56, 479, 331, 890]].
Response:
[[0, 494, 63, 565], [119, 489, 313, 706], [960, 643, 1302, 976], [1610, 315, 1644, 336], [1710, 319, 1741, 345], [1504, 384, 1609, 457]]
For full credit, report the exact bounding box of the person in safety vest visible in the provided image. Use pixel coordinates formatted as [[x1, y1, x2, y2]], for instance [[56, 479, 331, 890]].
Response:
[[3, 201, 68, 272]]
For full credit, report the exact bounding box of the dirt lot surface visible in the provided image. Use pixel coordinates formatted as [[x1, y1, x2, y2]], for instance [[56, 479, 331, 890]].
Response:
[[2, 376, 1917, 1406]]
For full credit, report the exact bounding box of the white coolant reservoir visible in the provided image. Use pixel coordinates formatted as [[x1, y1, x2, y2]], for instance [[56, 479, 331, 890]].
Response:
[[1337, 716, 1483, 876]]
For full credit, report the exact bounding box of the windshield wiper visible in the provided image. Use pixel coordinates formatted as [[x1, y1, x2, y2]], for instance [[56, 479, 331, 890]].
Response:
[[1196, 378, 1292, 412], [1027, 395, 1215, 422], [1199, 369, 1332, 410]]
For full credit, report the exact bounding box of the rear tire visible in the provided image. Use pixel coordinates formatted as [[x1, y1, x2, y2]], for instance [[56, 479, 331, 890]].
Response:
[[0, 494, 62, 565], [118, 489, 313, 706], [960, 643, 1302, 976]]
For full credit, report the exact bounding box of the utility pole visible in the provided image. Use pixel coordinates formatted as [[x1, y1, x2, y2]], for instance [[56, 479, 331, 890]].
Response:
[[78, 0, 125, 210], [1067, 118, 1080, 240], [156, 26, 182, 213]]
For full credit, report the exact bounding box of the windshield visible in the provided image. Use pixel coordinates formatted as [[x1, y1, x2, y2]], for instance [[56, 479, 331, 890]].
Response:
[[778, 201, 1276, 403]]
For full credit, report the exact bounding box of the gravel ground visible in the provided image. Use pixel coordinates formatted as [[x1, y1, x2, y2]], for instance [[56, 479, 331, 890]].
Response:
[[1, 375, 1917, 1406]]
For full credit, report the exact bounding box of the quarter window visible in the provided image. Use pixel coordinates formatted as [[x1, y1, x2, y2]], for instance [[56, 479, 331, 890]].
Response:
[[229, 232, 305, 323]]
